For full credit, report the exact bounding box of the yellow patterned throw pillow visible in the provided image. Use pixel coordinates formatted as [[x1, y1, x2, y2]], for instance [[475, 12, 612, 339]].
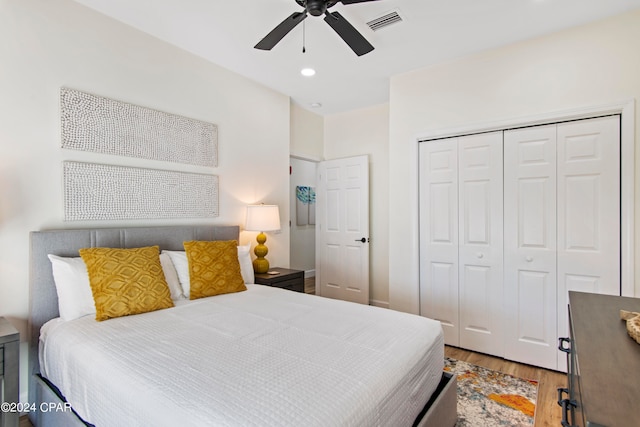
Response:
[[183, 240, 247, 300], [79, 246, 174, 321]]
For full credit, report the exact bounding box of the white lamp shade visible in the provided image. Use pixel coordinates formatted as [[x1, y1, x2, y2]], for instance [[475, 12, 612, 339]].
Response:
[[245, 205, 281, 232]]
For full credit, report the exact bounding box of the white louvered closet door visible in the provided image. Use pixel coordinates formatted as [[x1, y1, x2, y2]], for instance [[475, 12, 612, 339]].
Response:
[[503, 124, 558, 370], [419, 138, 460, 346]]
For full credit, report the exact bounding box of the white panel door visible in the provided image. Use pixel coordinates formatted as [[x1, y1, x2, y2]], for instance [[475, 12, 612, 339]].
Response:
[[458, 132, 504, 356], [316, 155, 369, 304], [504, 125, 558, 370], [419, 139, 459, 345], [556, 116, 620, 370]]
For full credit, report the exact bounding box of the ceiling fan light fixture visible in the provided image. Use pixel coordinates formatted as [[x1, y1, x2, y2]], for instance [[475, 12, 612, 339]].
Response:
[[301, 67, 316, 76], [256, 0, 379, 56], [306, 0, 328, 16]]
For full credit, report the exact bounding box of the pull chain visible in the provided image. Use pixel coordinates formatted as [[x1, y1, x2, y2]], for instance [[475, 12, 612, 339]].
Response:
[[302, 20, 306, 53]]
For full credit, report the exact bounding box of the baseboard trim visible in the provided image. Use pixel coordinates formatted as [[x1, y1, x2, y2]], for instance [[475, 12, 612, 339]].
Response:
[[370, 299, 389, 309]]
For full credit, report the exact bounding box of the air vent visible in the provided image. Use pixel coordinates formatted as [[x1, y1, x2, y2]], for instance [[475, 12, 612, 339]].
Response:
[[366, 9, 403, 32]]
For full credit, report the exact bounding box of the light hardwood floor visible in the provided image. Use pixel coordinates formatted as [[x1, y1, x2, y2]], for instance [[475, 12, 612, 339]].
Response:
[[304, 275, 315, 294], [21, 277, 566, 427]]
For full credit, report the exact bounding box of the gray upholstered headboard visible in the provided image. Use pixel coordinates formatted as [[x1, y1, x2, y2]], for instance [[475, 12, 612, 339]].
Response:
[[28, 225, 239, 402]]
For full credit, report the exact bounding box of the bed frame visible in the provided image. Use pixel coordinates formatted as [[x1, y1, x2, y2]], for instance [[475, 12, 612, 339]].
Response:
[[28, 225, 456, 427]]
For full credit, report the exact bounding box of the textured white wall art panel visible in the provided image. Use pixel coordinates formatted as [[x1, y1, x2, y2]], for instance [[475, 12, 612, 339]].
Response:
[[60, 87, 218, 166], [63, 161, 219, 221]]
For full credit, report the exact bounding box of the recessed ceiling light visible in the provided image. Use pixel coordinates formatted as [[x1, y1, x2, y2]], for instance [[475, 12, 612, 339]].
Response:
[[301, 68, 316, 77], [310, 102, 322, 108]]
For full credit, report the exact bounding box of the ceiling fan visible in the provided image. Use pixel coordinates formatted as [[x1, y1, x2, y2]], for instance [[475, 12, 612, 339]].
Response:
[[254, 0, 381, 57]]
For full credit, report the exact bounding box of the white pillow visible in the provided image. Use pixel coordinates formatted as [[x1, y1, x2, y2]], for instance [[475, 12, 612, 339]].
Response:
[[237, 243, 254, 284], [159, 252, 186, 300], [47, 254, 95, 321], [162, 250, 191, 298], [163, 245, 255, 299]]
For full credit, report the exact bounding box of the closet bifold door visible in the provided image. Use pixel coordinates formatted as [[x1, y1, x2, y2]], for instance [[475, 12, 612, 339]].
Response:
[[503, 124, 558, 370], [419, 138, 460, 346], [419, 132, 503, 356], [555, 116, 620, 371], [503, 116, 621, 371], [457, 132, 504, 356]]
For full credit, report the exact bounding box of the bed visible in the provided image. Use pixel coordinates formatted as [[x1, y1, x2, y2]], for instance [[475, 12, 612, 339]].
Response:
[[28, 225, 456, 427]]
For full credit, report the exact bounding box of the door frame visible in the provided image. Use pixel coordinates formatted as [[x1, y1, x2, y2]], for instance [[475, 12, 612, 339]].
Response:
[[416, 99, 635, 300]]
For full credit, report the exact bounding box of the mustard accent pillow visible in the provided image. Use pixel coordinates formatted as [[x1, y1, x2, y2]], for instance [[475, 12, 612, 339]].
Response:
[[79, 246, 174, 321], [183, 240, 247, 299]]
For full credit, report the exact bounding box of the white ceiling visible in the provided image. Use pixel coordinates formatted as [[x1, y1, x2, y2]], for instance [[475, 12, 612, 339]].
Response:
[[74, 0, 640, 115]]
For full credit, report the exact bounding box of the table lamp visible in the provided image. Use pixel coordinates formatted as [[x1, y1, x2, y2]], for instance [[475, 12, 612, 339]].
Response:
[[245, 204, 281, 273]]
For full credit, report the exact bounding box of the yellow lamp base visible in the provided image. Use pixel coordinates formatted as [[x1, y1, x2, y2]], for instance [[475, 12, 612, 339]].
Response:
[[253, 231, 270, 274]]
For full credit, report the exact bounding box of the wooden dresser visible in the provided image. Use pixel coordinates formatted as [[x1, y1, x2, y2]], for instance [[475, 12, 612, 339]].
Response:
[[559, 291, 640, 427]]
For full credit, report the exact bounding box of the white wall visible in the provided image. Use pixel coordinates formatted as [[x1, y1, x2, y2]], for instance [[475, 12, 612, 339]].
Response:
[[289, 157, 317, 276], [388, 9, 640, 313], [0, 0, 291, 402], [324, 103, 390, 306], [290, 102, 324, 160]]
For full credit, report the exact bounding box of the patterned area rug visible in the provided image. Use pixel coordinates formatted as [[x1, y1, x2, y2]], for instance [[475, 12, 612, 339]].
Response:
[[444, 357, 538, 426]]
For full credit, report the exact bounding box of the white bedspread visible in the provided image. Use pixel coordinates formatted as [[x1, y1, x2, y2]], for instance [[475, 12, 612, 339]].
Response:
[[40, 285, 444, 427]]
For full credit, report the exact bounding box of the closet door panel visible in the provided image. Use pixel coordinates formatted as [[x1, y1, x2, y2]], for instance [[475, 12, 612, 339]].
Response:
[[419, 116, 622, 371], [516, 269, 552, 342], [504, 125, 558, 370], [458, 132, 504, 356], [556, 116, 621, 369], [419, 139, 459, 346]]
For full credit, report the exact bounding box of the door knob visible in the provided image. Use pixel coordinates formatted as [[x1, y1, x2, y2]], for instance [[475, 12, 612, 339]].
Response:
[[355, 237, 367, 243], [526, 256, 533, 262], [476, 252, 484, 259]]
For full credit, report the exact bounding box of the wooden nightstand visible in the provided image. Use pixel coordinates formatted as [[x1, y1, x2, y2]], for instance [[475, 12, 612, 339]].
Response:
[[0, 317, 19, 427], [254, 268, 304, 293]]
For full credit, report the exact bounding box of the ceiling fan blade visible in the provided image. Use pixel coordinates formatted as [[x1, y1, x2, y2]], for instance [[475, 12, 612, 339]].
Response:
[[323, 11, 374, 56], [255, 12, 307, 51], [339, 0, 381, 4]]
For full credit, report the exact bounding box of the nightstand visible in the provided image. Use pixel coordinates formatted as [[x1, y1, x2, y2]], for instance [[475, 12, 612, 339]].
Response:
[[254, 268, 305, 293], [0, 317, 19, 427]]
